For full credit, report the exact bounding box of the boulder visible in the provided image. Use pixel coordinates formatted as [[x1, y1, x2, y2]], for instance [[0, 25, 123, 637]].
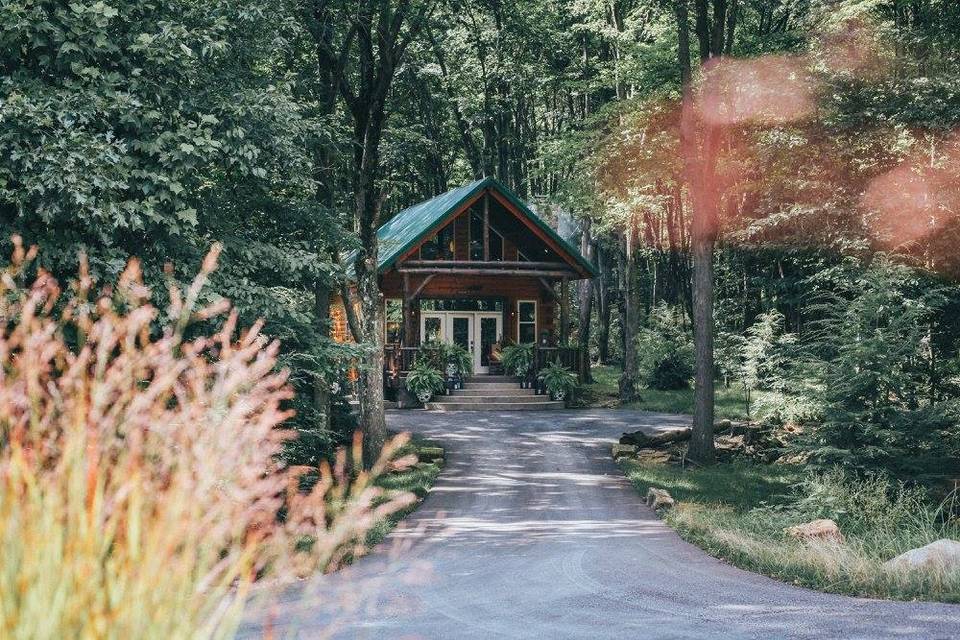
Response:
[[883, 539, 960, 573], [785, 519, 844, 544], [646, 487, 675, 511], [612, 444, 637, 459]]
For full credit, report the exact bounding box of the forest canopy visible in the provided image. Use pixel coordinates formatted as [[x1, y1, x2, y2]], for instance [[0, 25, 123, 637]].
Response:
[[2, 0, 960, 480]]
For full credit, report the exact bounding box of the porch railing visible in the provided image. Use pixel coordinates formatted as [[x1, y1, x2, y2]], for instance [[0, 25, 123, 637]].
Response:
[[384, 343, 586, 383]]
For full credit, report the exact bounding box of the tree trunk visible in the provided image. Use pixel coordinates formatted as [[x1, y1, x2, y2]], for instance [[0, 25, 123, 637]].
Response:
[[676, 0, 692, 85], [689, 237, 716, 464], [619, 226, 641, 402], [596, 243, 612, 365], [577, 218, 594, 383]]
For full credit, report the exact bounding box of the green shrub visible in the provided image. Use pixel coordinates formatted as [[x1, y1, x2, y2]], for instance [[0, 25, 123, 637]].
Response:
[[794, 260, 960, 482], [636, 305, 694, 390]]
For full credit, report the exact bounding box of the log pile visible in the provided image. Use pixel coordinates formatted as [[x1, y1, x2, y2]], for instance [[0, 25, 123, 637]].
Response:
[[615, 420, 805, 465]]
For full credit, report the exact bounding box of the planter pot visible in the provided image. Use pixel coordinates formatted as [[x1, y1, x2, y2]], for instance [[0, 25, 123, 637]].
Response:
[[551, 390, 566, 401], [416, 391, 432, 404]]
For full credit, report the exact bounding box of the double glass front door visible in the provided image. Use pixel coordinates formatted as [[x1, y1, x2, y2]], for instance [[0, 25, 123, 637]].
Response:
[[420, 311, 503, 374]]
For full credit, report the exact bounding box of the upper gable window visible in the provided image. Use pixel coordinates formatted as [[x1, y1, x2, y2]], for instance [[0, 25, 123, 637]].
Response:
[[469, 210, 503, 262], [420, 222, 454, 260]]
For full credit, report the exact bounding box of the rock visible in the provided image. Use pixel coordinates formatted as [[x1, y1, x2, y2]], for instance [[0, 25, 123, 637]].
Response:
[[785, 519, 844, 544], [612, 444, 637, 459], [715, 419, 732, 431], [883, 539, 960, 573], [620, 427, 692, 448], [646, 487, 675, 511]]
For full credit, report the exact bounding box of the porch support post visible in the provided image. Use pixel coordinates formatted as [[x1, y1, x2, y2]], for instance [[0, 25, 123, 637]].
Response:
[[402, 273, 417, 347], [483, 191, 490, 261], [560, 276, 570, 345]]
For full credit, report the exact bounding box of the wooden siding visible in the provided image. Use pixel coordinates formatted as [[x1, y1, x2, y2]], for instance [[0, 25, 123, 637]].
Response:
[[381, 271, 555, 344]]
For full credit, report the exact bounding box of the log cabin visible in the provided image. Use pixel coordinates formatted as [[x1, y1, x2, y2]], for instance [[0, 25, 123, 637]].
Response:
[[332, 177, 597, 403]]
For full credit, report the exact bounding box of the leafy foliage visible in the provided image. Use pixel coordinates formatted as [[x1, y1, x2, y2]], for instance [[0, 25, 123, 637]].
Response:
[[540, 360, 577, 398], [636, 305, 694, 390], [405, 359, 445, 401], [795, 260, 960, 481]]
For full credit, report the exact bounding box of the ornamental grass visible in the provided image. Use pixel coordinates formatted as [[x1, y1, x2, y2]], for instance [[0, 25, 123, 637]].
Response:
[[0, 238, 414, 639]]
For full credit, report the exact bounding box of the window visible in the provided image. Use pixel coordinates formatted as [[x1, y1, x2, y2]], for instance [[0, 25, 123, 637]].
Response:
[[469, 210, 503, 261], [517, 300, 537, 344], [420, 223, 454, 260], [489, 228, 503, 261], [384, 299, 403, 344], [470, 210, 484, 261]]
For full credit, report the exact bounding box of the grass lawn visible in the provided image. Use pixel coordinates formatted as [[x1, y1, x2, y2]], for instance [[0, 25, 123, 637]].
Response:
[[365, 433, 444, 547], [620, 458, 960, 602], [579, 364, 773, 420]]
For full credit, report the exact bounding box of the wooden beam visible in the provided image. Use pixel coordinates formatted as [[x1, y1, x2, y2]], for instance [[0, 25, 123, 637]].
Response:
[[560, 277, 569, 345], [483, 192, 490, 261], [397, 267, 579, 278], [402, 274, 416, 347], [403, 259, 569, 270], [538, 277, 559, 300], [410, 274, 435, 299]]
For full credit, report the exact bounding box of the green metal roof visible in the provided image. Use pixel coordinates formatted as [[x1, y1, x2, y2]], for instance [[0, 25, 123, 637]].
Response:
[[372, 177, 598, 278]]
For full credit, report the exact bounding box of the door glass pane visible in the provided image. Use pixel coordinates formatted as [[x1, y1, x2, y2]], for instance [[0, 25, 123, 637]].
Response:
[[452, 317, 471, 351], [480, 317, 498, 367], [423, 317, 442, 343]]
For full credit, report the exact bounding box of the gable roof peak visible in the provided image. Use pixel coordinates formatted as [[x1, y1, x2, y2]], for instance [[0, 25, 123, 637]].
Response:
[[371, 178, 597, 278]]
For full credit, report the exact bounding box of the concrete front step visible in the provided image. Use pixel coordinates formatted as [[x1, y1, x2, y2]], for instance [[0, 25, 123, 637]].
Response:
[[464, 376, 519, 384], [432, 393, 545, 403], [453, 388, 537, 397], [460, 383, 524, 391], [423, 400, 565, 411]]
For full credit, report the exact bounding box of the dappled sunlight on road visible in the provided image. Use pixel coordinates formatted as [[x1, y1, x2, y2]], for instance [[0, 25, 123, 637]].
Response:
[[240, 409, 960, 640]]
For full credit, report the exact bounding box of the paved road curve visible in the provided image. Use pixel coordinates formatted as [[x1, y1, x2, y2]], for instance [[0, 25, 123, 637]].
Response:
[[243, 410, 960, 639]]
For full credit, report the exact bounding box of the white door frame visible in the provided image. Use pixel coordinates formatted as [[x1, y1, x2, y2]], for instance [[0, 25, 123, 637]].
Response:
[[419, 310, 503, 375], [473, 312, 503, 374]]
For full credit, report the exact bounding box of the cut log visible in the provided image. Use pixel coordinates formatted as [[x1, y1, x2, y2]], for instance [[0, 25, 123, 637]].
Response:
[[620, 427, 692, 448]]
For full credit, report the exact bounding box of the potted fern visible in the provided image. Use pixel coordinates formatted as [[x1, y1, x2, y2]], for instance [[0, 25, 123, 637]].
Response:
[[442, 343, 473, 386], [501, 343, 534, 386], [541, 360, 576, 401], [405, 359, 445, 404]]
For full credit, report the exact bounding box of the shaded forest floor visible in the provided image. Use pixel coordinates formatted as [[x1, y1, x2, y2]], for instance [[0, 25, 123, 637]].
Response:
[[578, 365, 777, 420]]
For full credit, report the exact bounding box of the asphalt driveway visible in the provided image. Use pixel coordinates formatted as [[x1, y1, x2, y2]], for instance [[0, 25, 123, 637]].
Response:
[[242, 410, 960, 639]]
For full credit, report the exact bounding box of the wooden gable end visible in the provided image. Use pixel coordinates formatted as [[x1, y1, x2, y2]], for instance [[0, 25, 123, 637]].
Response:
[[391, 185, 590, 278]]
